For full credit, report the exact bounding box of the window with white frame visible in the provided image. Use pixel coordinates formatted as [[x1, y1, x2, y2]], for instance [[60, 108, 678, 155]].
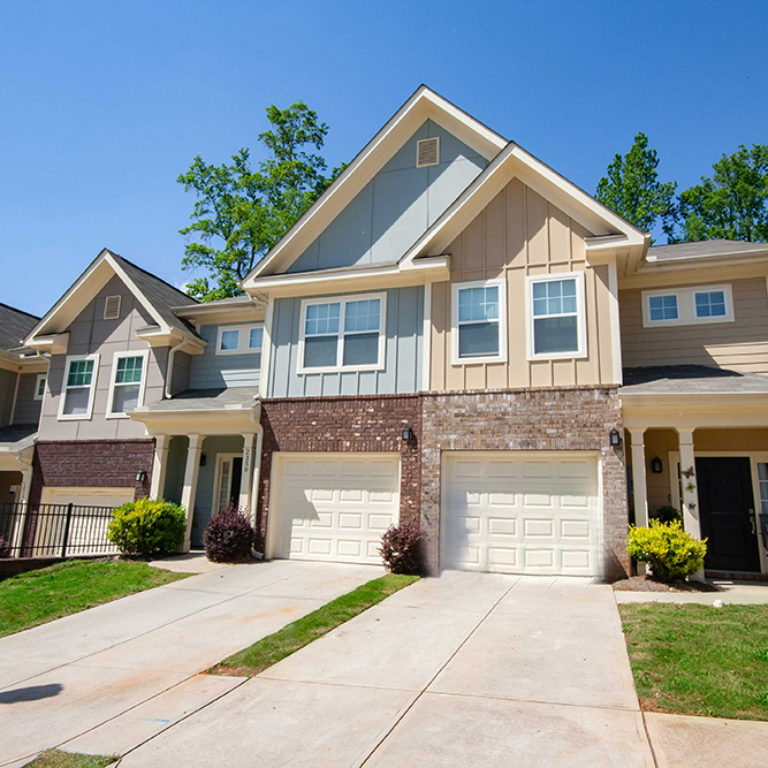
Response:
[[108, 352, 147, 416], [216, 324, 264, 355], [642, 284, 733, 327], [453, 280, 506, 363], [59, 355, 98, 419], [648, 294, 679, 322], [694, 289, 726, 318], [299, 294, 386, 372], [34, 374, 46, 401], [528, 274, 585, 358]]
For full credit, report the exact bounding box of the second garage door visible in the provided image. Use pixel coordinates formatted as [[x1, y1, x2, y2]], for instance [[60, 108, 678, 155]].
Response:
[[269, 453, 399, 565], [441, 453, 602, 576]]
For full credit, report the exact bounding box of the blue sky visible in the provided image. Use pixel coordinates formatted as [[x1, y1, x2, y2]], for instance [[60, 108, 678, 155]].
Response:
[[1, 0, 766, 315]]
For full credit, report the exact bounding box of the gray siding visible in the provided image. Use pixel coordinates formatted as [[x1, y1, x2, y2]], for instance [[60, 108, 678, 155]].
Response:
[[0, 369, 16, 427], [188, 325, 260, 389], [268, 286, 423, 398], [287, 120, 487, 272], [170, 351, 191, 396], [162, 436, 189, 503], [38, 275, 168, 441], [12, 372, 42, 425]]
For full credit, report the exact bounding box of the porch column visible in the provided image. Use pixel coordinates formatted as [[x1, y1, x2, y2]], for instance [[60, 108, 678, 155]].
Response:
[[239, 433, 256, 514], [11, 465, 33, 551], [150, 434, 170, 499], [250, 428, 263, 532], [677, 427, 704, 581], [180, 434, 204, 551], [629, 428, 649, 528]]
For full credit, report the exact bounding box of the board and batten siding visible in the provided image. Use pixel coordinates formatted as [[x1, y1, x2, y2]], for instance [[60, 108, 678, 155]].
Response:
[[268, 286, 424, 398], [620, 279, 768, 373], [188, 325, 261, 390], [12, 372, 42, 425], [430, 178, 617, 391]]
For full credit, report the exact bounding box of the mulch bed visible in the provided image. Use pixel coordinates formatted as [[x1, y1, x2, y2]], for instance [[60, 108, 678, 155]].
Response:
[[613, 575, 719, 592]]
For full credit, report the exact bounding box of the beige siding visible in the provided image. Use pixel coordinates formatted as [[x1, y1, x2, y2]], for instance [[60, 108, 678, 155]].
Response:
[[430, 178, 616, 390], [620, 279, 768, 373]]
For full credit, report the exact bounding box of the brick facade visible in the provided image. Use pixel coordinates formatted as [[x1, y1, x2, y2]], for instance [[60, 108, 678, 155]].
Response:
[[257, 395, 421, 549]]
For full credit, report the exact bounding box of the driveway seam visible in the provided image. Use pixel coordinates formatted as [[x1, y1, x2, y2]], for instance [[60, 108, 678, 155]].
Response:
[[419, 688, 641, 712]]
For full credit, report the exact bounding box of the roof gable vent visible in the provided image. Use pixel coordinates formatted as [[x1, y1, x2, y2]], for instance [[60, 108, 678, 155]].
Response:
[[416, 137, 440, 168], [104, 295, 122, 320]]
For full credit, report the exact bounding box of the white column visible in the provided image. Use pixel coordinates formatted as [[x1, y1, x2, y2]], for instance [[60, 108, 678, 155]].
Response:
[[11, 465, 33, 551], [150, 434, 170, 499], [239, 433, 256, 513], [629, 428, 649, 528], [180, 434, 204, 551], [677, 427, 704, 581], [250, 428, 263, 532]]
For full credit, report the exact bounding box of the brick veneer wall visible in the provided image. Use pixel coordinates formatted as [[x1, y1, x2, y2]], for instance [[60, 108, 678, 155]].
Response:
[[257, 395, 421, 549], [420, 387, 629, 578]]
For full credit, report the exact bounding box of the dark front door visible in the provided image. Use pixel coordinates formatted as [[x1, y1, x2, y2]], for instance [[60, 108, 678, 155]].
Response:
[[696, 457, 760, 572]]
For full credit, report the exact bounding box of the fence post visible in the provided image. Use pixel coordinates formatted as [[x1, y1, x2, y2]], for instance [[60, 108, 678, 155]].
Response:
[[61, 503, 74, 559]]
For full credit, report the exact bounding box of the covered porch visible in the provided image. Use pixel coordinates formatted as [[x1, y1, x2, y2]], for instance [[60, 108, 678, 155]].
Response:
[[130, 388, 262, 551], [0, 425, 36, 549], [622, 367, 768, 577]]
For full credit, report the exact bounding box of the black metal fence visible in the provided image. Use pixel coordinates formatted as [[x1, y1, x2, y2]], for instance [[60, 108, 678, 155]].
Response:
[[0, 502, 119, 559]]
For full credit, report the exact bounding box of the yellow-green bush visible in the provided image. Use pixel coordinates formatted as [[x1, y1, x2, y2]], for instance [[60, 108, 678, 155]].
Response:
[[627, 519, 707, 581], [107, 498, 186, 557]]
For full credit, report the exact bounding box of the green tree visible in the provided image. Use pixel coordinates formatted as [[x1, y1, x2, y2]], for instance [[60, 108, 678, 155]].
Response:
[[677, 144, 768, 243], [595, 132, 677, 242], [178, 103, 337, 301]]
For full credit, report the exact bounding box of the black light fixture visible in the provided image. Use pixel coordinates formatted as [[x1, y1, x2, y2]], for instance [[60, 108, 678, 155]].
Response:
[[135, 469, 147, 483], [651, 456, 663, 474], [609, 429, 622, 447], [200, 453, 207, 466], [402, 426, 414, 442]]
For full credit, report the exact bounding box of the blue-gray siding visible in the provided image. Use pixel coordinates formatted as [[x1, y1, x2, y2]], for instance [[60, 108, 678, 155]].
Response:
[[188, 325, 261, 389], [286, 120, 487, 273], [0, 369, 16, 427], [12, 372, 41, 425], [268, 286, 423, 398]]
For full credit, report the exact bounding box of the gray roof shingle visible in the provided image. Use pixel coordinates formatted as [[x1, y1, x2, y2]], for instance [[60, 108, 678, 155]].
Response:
[[0, 304, 39, 351], [621, 365, 768, 395], [647, 239, 768, 262], [133, 388, 260, 413]]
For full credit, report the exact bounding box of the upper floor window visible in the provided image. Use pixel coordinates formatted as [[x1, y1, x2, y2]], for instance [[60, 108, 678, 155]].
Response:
[[298, 293, 386, 373], [108, 351, 147, 417], [642, 284, 734, 327], [527, 273, 586, 359], [452, 280, 507, 364], [648, 294, 678, 322], [694, 289, 726, 318], [59, 354, 99, 420], [216, 324, 264, 355], [34, 374, 46, 401]]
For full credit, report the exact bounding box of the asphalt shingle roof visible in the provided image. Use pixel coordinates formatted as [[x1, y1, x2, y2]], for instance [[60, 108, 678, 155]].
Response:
[[134, 387, 260, 412], [647, 239, 768, 262], [620, 365, 768, 395], [0, 304, 39, 351]]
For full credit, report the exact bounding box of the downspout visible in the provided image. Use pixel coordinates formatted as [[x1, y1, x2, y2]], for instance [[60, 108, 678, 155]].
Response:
[[164, 340, 185, 399]]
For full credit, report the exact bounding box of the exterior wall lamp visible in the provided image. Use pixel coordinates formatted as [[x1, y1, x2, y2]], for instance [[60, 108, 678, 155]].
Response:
[[609, 429, 622, 447], [651, 457, 663, 474], [135, 469, 147, 482], [402, 426, 414, 442]]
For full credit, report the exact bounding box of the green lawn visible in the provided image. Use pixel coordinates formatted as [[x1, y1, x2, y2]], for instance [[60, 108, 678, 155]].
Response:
[[0, 559, 190, 638], [23, 750, 116, 768], [212, 573, 419, 676], [620, 603, 768, 720]]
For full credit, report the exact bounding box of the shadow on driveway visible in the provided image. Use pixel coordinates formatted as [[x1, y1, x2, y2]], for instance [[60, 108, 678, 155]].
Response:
[[0, 683, 63, 703]]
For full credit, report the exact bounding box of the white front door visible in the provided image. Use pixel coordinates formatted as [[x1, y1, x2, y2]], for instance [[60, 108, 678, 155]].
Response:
[[269, 453, 399, 564], [441, 452, 602, 576]]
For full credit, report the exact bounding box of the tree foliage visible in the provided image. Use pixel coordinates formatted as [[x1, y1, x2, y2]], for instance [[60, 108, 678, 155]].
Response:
[[595, 132, 677, 242], [178, 103, 338, 301], [677, 144, 768, 243]]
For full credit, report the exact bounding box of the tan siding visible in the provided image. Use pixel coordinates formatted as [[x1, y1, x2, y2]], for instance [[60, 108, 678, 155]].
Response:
[[430, 178, 615, 390], [620, 279, 768, 373]]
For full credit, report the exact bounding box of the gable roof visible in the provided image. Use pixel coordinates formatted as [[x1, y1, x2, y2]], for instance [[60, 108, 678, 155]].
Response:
[[0, 303, 39, 352], [25, 249, 201, 349], [242, 85, 508, 285]]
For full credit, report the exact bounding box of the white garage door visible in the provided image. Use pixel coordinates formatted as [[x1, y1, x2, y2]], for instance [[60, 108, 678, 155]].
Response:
[[41, 487, 136, 509], [441, 453, 601, 576], [270, 454, 399, 564]]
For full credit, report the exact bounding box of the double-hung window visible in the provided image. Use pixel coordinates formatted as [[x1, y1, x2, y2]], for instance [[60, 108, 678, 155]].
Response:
[[34, 374, 46, 401], [528, 273, 586, 358], [299, 294, 386, 372], [452, 280, 506, 364], [216, 325, 264, 355], [108, 351, 147, 417], [59, 355, 99, 419]]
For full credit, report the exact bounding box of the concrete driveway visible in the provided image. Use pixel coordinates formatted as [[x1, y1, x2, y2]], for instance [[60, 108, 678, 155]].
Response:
[[111, 573, 654, 767], [0, 560, 382, 767]]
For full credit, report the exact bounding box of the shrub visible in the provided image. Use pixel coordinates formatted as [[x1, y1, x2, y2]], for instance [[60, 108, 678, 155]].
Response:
[[627, 519, 707, 582], [107, 498, 186, 557], [379, 522, 422, 574], [203, 504, 254, 562], [650, 505, 682, 524]]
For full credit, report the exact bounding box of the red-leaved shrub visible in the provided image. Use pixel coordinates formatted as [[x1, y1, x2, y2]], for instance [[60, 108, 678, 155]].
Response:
[[203, 504, 254, 562], [379, 522, 422, 574]]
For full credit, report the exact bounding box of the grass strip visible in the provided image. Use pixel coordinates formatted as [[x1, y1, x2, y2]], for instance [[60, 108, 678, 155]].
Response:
[[620, 603, 768, 721], [0, 559, 190, 638], [23, 749, 117, 767], [212, 573, 419, 676]]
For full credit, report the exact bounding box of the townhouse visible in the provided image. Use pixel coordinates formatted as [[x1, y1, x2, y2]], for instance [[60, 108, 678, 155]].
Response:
[[6, 86, 768, 579]]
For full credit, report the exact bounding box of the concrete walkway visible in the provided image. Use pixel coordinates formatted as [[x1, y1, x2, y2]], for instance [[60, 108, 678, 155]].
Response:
[[112, 573, 655, 767], [615, 579, 768, 605], [0, 560, 381, 766]]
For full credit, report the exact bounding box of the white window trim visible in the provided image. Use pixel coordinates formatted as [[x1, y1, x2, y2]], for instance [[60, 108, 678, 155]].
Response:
[[526, 272, 587, 361], [642, 284, 734, 327], [451, 278, 508, 366], [58, 353, 100, 421], [215, 324, 264, 355], [34, 374, 46, 401], [297, 292, 387, 374], [106, 350, 149, 419]]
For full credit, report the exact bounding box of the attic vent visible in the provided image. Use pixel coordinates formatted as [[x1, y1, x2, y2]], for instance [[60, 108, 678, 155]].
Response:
[[416, 137, 440, 168], [104, 295, 121, 320]]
